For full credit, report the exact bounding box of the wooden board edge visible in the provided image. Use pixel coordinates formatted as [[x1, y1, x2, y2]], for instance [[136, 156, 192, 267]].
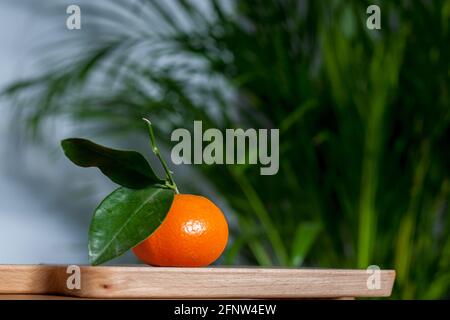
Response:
[[0, 265, 396, 299]]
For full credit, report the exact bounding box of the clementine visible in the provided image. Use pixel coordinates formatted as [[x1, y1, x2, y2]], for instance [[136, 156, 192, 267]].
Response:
[[133, 194, 229, 267]]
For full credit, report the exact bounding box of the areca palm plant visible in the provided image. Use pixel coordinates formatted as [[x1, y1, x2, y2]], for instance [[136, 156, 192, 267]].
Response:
[[3, 0, 449, 298]]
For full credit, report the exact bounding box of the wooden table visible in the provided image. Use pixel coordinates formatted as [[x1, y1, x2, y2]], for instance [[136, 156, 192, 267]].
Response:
[[0, 265, 395, 299]]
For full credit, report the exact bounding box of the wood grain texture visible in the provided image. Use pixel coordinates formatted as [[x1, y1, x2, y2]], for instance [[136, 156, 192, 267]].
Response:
[[0, 265, 395, 299], [0, 294, 80, 300]]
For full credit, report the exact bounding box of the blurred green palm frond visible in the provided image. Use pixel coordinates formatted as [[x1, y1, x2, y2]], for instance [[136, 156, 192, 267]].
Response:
[[2, 0, 449, 298]]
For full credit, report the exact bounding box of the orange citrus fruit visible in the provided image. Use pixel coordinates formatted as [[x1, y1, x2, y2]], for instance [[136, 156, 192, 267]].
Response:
[[133, 194, 229, 267]]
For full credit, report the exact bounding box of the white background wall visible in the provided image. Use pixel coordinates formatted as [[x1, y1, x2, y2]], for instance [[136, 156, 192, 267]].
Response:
[[0, 1, 137, 264]]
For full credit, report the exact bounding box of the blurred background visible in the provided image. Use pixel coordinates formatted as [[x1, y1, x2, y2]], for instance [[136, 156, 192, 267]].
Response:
[[0, 0, 449, 299]]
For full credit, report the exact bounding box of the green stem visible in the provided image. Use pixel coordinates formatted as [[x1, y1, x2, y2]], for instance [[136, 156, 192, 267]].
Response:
[[357, 107, 382, 268], [395, 140, 430, 294], [229, 167, 288, 265], [143, 118, 179, 194]]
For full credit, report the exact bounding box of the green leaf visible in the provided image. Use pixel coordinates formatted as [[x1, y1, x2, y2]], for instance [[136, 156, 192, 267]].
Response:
[[61, 138, 163, 189], [89, 186, 175, 265], [290, 222, 321, 267]]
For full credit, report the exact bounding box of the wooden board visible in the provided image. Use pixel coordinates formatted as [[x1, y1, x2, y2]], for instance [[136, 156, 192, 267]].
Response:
[[0, 265, 395, 299]]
